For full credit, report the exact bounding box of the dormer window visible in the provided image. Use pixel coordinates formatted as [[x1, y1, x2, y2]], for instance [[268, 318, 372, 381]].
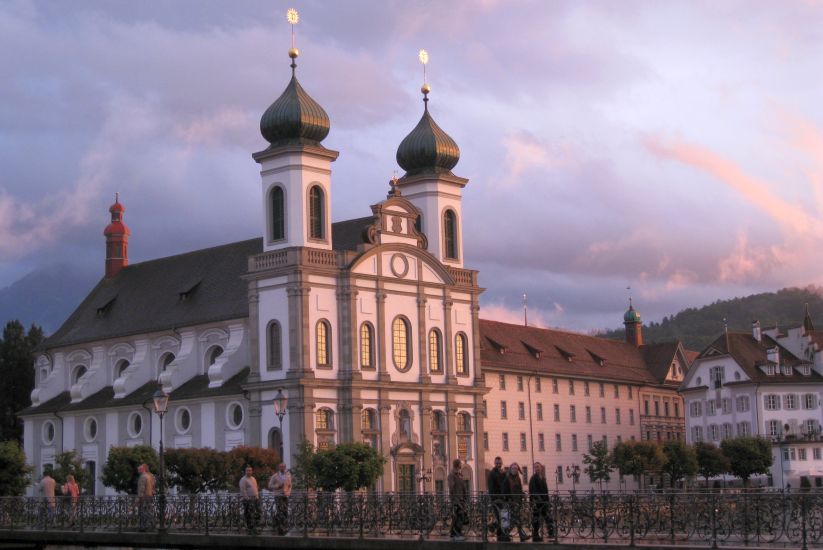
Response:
[[555, 346, 574, 362], [522, 341, 542, 359], [96, 296, 116, 317], [781, 364, 792, 376], [178, 281, 201, 302]]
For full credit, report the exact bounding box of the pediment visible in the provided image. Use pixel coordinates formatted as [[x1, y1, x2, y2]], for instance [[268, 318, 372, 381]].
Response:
[[349, 243, 454, 285]]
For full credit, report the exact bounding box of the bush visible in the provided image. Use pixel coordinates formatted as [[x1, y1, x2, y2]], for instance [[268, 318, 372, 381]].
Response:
[[101, 445, 158, 494], [226, 446, 281, 489], [165, 447, 230, 494], [52, 450, 91, 493], [292, 441, 385, 492], [0, 440, 31, 496]]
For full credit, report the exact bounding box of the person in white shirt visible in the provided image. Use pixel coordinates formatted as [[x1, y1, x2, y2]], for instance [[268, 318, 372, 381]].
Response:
[[239, 465, 260, 534], [267, 462, 292, 535]]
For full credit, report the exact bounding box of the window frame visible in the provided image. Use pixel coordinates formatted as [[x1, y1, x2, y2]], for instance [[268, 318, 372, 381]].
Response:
[[267, 320, 283, 371], [360, 322, 375, 370], [269, 185, 286, 242], [428, 328, 443, 374], [455, 332, 469, 376], [391, 316, 412, 372], [316, 319, 332, 369], [308, 185, 325, 240], [443, 209, 458, 260]]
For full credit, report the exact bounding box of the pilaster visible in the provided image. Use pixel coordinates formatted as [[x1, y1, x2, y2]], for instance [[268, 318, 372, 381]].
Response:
[[417, 292, 430, 384], [443, 294, 455, 384]]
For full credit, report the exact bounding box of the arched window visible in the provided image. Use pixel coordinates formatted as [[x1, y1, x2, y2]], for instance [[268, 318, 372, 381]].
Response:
[[114, 359, 130, 380], [443, 209, 458, 259], [72, 365, 87, 386], [270, 186, 285, 241], [207, 346, 223, 366], [361, 408, 378, 448], [392, 316, 411, 371], [316, 408, 335, 450], [455, 333, 469, 375], [269, 427, 283, 460], [268, 320, 282, 371], [316, 320, 331, 367], [458, 412, 472, 433], [309, 185, 325, 239], [360, 322, 374, 369], [160, 352, 175, 373], [428, 329, 442, 373], [432, 410, 447, 432]]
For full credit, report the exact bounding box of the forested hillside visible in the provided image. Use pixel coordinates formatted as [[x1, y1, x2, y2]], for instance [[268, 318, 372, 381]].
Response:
[[600, 286, 823, 352]]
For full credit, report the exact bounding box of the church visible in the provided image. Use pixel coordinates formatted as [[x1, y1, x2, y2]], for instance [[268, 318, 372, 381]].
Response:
[[21, 35, 688, 495]]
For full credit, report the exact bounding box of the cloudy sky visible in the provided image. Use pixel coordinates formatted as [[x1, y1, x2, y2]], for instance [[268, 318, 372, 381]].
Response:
[[2, 0, 823, 331]]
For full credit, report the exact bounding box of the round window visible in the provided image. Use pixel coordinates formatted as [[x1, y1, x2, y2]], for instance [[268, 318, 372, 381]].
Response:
[[42, 421, 55, 445], [227, 402, 244, 429], [128, 412, 143, 438], [85, 417, 98, 442], [176, 407, 192, 434]]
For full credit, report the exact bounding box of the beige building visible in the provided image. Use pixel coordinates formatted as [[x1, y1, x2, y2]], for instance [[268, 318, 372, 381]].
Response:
[[479, 308, 689, 491]]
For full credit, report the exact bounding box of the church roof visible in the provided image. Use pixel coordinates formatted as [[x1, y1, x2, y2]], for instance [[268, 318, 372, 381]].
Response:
[[479, 319, 664, 385], [45, 217, 376, 351], [396, 105, 460, 177]]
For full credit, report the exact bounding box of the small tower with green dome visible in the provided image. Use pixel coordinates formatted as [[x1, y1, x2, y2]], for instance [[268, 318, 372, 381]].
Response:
[[624, 298, 643, 347]]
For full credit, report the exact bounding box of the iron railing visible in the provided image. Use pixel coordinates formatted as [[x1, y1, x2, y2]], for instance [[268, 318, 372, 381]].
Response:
[[0, 491, 821, 548]]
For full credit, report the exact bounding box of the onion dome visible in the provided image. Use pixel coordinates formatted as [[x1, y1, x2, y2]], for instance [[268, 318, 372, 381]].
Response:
[[103, 194, 129, 237], [260, 55, 330, 148], [624, 303, 641, 324], [396, 90, 460, 177]]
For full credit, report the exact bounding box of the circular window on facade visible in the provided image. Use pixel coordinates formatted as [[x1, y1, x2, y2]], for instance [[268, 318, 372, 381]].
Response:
[[227, 402, 244, 430], [42, 420, 56, 445], [176, 407, 192, 434], [128, 412, 143, 438], [84, 417, 98, 442]]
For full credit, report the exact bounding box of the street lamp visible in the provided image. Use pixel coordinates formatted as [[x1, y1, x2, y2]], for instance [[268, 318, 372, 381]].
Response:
[[273, 388, 288, 461], [566, 464, 580, 492], [152, 387, 169, 533], [416, 467, 432, 494]]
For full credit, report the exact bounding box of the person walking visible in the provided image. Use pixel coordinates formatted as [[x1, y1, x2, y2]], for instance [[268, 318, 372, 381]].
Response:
[[239, 465, 261, 535], [503, 462, 530, 542], [60, 473, 81, 524], [529, 463, 552, 541], [137, 463, 156, 531], [448, 459, 467, 541], [487, 456, 507, 541], [268, 462, 292, 535], [40, 467, 57, 523]]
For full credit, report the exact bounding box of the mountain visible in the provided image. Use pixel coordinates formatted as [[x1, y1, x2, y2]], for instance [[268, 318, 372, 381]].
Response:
[[0, 264, 99, 335], [600, 286, 823, 352]]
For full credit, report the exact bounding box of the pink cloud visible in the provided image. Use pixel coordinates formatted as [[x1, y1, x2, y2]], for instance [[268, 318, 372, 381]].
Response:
[[645, 136, 823, 238]]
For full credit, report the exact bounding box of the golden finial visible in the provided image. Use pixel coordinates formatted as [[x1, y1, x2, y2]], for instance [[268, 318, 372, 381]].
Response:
[[418, 49, 430, 107], [286, 8, 300, 62]]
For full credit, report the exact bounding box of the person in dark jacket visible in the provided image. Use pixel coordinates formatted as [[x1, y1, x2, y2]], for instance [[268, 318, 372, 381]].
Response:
[[503, 462, 530, 542], [448, 459, 467, 541], [528, 463, 553, 541], [487, 456, 508, 540]]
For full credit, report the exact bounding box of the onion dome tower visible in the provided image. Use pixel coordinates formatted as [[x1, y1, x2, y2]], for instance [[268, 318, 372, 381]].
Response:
[[624, 298, 643, 347], [103, 193, 130, 278], [394, 50, 468, 267], [253, 9, 338, 252]]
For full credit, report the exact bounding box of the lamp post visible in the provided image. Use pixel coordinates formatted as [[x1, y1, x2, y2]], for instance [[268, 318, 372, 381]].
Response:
[[273, 388, 288, 461], [416, 467, 432, 494], [152, 388, 170, 533], [566, 464, 580, 492]]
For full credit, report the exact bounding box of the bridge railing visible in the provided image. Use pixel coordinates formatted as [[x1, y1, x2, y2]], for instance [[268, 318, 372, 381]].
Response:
[[1, 490, 821, 548]]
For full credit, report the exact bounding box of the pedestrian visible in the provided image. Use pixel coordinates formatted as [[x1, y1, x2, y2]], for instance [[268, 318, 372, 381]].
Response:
[[137, 463, 156, 531], [61, 473, 80, 524], [528, 462, 552, 541], [448, 458, 467, 541], [40, 466, 57, 522], [487, 456, 508, 541], [268, 462, 292, 535], [239, 465, 261, 534], [503, 462, 530, 542]]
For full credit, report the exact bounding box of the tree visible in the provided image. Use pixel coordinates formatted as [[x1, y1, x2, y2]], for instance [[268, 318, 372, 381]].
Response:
[[720, 437, 773, 487], [52, 450, 91, 493], [661, 440, 697, 488], [695, 442, 730, 487], [101, 445, 158, 494], [611, 440, 665, 490], [0, 440, 31, 496], [0, 321, 44, 442], [582, 440, 613, 491], [292, 441, 386, 491], [165, 447, 230, 494], [226, 446, 281, 489]]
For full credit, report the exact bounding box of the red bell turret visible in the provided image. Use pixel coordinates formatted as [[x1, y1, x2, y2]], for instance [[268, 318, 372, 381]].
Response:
[[103, 193, 130, 278]]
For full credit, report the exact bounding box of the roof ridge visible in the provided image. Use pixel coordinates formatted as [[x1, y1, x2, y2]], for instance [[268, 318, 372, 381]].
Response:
[[123, 237, 262, 270]]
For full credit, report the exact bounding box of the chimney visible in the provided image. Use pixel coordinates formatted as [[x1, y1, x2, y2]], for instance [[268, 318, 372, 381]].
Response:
[[103, 193, 130, 278], [752, 320, 761, 342]]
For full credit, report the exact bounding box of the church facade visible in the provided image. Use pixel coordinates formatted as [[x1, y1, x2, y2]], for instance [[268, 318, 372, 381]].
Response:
[[20, 46, 688, 496]]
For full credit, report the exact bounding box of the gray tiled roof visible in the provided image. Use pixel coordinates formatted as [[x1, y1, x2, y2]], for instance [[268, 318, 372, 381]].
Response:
[[44, 216, 375, 351]]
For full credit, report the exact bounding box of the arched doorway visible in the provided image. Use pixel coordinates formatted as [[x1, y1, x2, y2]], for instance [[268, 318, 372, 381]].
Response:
[[268, 427, 283, 462]]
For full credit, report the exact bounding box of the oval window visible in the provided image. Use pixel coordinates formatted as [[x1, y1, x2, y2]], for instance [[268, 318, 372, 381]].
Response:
[[85, 417, 98, 442], [177, 408, 192, 433], [227, 402, 244, 429], [43, 421, 55, 445], [128, 412, 143, 438]]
